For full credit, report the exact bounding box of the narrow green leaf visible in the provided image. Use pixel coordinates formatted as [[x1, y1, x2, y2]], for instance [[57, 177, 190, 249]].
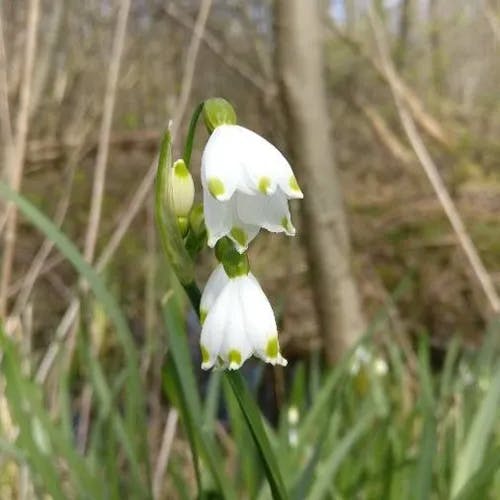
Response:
[[0, 327, 71, 499], [451, 364, 500, 497], [203, 371, 222, 428], [412, 414, 436, 500], [291, 412, 340, 500], [0, 180, 148, 478], [161, 299, 236, 499], [223, 376, 260, 498], [453, 446, 500, 500], [226, 371, 288, 500], [307, 413, 374, 500]]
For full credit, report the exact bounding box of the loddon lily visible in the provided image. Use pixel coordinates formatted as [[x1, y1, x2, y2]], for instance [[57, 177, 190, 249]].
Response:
[[199, 264, 287, 370], [201, 124, 303, 253]]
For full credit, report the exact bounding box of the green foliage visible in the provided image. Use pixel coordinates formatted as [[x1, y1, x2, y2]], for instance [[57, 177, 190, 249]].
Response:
[[1, 181, 499, 499]]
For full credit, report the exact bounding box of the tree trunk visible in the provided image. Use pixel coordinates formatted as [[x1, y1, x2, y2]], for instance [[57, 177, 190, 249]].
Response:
[[273, 0, 366, 363]]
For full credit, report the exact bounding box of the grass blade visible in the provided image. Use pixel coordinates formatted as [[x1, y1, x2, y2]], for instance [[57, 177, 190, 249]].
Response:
[[0, 181, 150, 493], [451, 364, 500, 497], [307, 412, 374, 500], [226, 371, 288, 500]]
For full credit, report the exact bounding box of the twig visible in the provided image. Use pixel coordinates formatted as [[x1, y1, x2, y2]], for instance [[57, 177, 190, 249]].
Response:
[[328, 19, 453, 149], [367, 4, 500, 315], [163, 1, 272, 96], [0, 11, 14, 235], [37, 0, 213, 384], [0, 0, 41, 316], [0, 11, 13, 155], [11, 128, 88, 316], [483, 0, 500, 44], [351, 93, 413, 167], [29, 0, 65, 119], [95, 0, 214, 270], [170, 0, 213, 134], [76, 0, 131, 453], [83, 0, 130, 263], [7, 252, 64, 298], [152, 409, 178, 500]]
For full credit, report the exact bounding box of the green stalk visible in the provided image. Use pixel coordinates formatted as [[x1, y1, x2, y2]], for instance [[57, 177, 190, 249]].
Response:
[[183, 101, 204, 168], [155, 108, 288, 499]]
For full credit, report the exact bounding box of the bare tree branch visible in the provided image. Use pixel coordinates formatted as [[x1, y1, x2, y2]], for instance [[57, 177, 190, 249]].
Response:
[[36, 0, 214, 383], [83, 0, 131, 263], [368, 3, 500, 315], [0, 0, 41, 316]]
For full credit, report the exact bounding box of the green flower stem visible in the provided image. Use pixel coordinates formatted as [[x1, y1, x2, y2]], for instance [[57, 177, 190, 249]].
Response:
[[183, 101, 204, 169], [156, 105, 288, 500], [182, 278, 288, 500]]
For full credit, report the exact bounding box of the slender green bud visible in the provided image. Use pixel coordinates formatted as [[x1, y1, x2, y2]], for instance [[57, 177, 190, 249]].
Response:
[[203, 98, 237, 132], [170, 159, 194, 217], [215, 237, 249, 278]]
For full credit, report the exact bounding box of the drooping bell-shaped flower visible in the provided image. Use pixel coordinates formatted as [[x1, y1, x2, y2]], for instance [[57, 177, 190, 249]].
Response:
[[201, 124, 303, 253], [199, 265, 287, 370]]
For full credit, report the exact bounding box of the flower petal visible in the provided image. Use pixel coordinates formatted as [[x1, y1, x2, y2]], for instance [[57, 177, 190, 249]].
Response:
[[203, 189, 233, 248], [218, 280, 252, 369], [274, 162, 303, 200], [204, 190, 260, 251], [236, 191, 295, 236], [228, 222, 260, 254], [240, 274, 287, 366], [201, 126, 244, 201], [200, 285, 231, 370], [200, 264, 230, 324]]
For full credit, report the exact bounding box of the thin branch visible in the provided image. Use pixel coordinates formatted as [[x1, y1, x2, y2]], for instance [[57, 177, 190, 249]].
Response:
[[483, 0, 500, 44], [163, 1, 272, 96], [83, 0, 130, 263], [29, 0, 65, 119], [152, 410, 178, 500], [0, 10, 13, 154], [367, 4, 500, 315], [74, 0, 131, 454], [11, 128, 89, 316], [37, 0, 214, 384], [351, 93, 413, 167], [328, 19, 453, 149], [170, 0, 213, 134], [0, 0, 41, 316]]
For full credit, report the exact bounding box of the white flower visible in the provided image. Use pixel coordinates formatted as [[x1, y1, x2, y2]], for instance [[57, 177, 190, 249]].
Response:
[[287, 406, 300, 426], [349, 345, 371, 375], [373, 357, 388, 376], [201, 124, 303, 253], [199, 267, 287, 370]]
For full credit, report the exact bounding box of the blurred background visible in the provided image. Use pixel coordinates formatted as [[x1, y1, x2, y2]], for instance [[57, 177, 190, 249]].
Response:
[[0, 0, 499, 498]]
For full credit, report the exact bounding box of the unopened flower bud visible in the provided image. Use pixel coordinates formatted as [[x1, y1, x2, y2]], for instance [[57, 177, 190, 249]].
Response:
[[170, 159, 194, 217], [203, 97, 237, 133]]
